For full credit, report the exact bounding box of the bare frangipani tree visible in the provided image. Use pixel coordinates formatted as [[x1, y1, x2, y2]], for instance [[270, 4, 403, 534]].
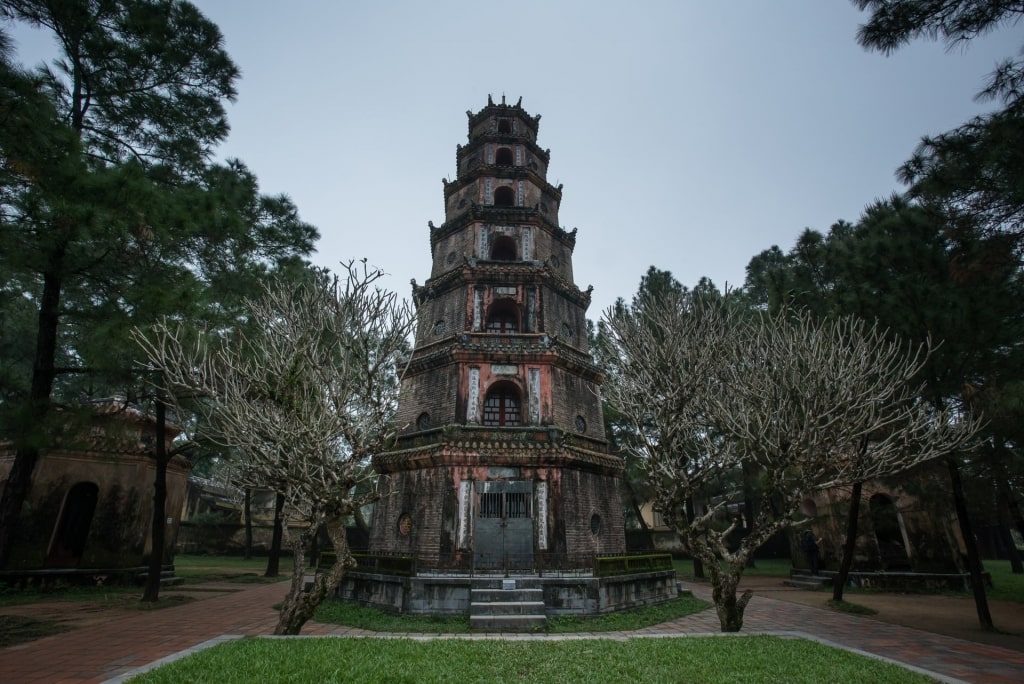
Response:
[[134, 261, 415, 635], [601, 292, 977, 632]]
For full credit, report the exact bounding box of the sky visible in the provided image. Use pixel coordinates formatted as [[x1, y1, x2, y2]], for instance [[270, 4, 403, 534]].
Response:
[[7, 1, 1022, 318]]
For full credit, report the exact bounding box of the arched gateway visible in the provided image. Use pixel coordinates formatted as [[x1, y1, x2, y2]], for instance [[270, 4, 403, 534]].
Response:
[[346, 97, 674, 622]]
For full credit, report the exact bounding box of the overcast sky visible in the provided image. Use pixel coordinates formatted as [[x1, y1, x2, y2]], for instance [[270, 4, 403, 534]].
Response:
[[8, 1, 1021, 318]]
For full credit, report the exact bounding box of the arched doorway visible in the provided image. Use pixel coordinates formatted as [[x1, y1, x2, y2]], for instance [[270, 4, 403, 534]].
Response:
[[46, 482, 99, 568], [869, 493, 910, 570], [474, 480, 534, 571]]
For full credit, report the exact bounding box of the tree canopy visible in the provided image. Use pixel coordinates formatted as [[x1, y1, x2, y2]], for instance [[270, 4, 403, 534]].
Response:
[[854, 0, 1024, 242], [0, 0, 317, 571]]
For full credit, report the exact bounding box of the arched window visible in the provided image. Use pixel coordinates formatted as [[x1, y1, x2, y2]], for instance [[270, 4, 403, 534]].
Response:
[[494, 186, 514, 207], [497, 119, 512, 134], [495, 147, 513, 166], [482, 382, 521, 427], [490, 235, 516, 261], [486, 300, 519, 333]]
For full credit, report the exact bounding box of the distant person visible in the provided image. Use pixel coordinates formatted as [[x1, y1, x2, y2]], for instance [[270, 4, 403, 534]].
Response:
[[801, 529, 822, 575]]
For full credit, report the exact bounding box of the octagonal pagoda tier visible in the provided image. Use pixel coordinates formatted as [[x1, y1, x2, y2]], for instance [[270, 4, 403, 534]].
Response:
[[369, 96, 625, 572]]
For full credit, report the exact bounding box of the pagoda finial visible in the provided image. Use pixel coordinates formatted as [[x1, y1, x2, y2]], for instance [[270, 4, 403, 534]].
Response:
[[516, 96, 522, 107], [487, 94, 494, 106], [501, 94, 506, 105]]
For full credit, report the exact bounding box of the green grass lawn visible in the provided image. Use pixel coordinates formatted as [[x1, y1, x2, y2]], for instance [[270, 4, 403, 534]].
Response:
[[173, 554, 288, 584], [0, 581, 153, 608], [986, 560, 1024, 603], [126, 635, 932, 684], [673, 556, 793, 581], [0, 614, 70, 648], [313, 594, 710, 634], [0, 554, 282, 608]]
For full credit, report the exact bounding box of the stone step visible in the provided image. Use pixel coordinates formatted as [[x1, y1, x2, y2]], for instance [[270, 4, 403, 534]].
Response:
[[783, 576, 831, 590], [469, 614, 547, 632], [469, 578, 542, 590], [469, 577, 549, 631], [471, 588, 543, 602], [470, 600, 546, 616]]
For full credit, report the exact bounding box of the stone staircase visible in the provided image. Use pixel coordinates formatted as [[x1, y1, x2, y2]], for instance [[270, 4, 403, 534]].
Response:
[[469, 577, 547, 632]]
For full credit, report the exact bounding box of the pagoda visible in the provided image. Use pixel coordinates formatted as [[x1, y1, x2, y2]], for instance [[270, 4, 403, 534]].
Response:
[[368, 96, 626, 573]]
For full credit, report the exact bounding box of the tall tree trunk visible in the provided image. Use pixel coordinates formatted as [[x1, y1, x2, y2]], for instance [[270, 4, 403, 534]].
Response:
[[833, 481, 863, 602], [0, 266, 64, 567], [142, 400, 170, 602], [274, 518, 352, 635], [243, 488, 253, 560], [948, 456, 995, 631], [705, 555, 753, 632], [623, 479, 652, 550], [996, 483, 1024, 574], [991, 445, 1024, 548], [265, 491, 286, 578], [1009, 491, 1024, 543]]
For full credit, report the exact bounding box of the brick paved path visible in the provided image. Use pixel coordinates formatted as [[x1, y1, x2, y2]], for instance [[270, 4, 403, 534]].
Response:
[[1, 580, 1022, 683]]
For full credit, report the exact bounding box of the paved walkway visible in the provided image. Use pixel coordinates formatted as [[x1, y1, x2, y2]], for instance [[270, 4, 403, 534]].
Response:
[[1, 580, 1022, 683]]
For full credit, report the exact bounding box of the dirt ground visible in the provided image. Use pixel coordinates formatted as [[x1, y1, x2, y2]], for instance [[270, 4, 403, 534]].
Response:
[[735, 575, 1024, 653], [2, 576, 1023, 653]]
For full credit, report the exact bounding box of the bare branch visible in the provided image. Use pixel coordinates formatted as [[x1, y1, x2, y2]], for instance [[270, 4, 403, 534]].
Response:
[[601, 292, 979, 631], [133, 261, 415, 633]]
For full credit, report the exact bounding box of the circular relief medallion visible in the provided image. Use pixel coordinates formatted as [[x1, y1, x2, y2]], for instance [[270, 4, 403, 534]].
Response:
[[561, 323, 572, 338], [434, 320, 445, 336], [458, 198, 467, 209], [417, 412, 431, 431], [446, 251, 457, 264], [575, 415, 586, 433], [398, 514, 413, 537], [550, 254, 560, 267]]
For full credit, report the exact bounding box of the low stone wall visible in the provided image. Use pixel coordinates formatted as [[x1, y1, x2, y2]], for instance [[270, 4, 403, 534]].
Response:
[[337, 569, 677, 617], [338, 572, 472, 615], [846, 570, 992, 592], [795, 568, 993, 592]]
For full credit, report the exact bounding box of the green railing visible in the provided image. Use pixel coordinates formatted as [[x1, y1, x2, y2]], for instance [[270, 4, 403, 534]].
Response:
[[594, 553, 673, 577], [357, 553, 416, 576]]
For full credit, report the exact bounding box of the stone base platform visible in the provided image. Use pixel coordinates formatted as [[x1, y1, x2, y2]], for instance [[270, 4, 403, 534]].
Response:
[[337, 569, 678, 618]]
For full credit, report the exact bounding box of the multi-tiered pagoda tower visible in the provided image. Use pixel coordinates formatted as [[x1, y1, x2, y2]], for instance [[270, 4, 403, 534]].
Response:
[[369, 96, 625, 572]]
